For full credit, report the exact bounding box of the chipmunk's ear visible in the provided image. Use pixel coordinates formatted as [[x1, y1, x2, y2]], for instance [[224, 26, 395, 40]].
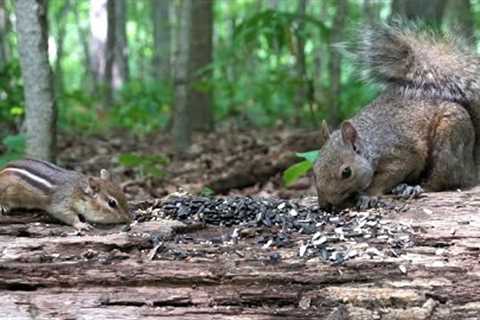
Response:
[[100, 169, 111, 180], [341, 121, 358, 151], [319, 120, 330, 146], [83, 177, 101, 195]]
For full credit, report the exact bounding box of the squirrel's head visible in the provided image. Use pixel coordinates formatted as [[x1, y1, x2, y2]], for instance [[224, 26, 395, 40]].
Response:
[[313, 121, 374, 208]]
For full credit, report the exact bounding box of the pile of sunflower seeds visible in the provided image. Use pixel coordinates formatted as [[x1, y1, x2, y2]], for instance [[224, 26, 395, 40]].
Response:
[[134, 196, 414, 264]]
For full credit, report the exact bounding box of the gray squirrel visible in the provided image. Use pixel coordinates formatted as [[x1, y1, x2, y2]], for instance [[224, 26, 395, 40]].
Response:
[[313, 22, 480, 208]]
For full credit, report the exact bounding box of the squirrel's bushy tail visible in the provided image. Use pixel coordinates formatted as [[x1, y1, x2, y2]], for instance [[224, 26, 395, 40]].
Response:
[[353, 22, 480, 107], [353, 22, 480, 177]]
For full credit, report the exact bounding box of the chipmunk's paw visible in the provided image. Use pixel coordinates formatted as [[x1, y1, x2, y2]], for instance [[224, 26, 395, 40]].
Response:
[[392, 184, 424, 199], [73, 221, 93, 232]]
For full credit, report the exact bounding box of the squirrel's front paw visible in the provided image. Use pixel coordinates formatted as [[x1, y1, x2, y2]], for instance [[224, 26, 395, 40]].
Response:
[[391, 184, 424, 199], [356, 195, 385, 211]]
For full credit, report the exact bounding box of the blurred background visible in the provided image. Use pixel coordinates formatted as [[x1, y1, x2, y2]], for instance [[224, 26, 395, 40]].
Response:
[[0, 0, 476, 198]]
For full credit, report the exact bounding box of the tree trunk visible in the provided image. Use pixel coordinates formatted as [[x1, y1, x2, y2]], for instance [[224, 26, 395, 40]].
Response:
[[363, 0, 380, 24], [293, 0, 308, 125], [0, 0, 8, 70], [173, 0, 193, 154], [327, 0, 348, 127], [53, 0, 72, 98], [390, 0, 446, 28], [89, 0, 108, 91], [15, 0, 57, 162], [114, 0, 129, 86], [444, 0, 475, 44], [103, 0, 116, 108], [74, 3, 95, 95], [189, 0, 214, 132], [152, 0, 171, 83]]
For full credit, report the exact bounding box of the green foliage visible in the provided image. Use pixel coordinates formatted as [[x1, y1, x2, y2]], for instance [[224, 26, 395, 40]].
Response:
[[0, 134, 26, 167], [0, 60, 25, 126], [282, 150, 319, 187], [212, 6, 332, 127], [119, 153, 169, 177], [111, 80, 172, 135], [200, 187, 215, 197], [2, 0, 393, 141]]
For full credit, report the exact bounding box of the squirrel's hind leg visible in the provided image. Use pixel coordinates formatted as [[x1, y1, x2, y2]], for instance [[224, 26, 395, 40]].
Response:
[[423, 104, 476, 191]]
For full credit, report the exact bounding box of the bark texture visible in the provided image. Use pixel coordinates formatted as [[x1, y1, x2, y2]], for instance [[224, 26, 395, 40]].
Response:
[[293, 0, 308, 125], [1, 190, 480, 318], [189, 0, 214, 132], [15, 0, 57, 162], [391, 0, 447, 28], [89, 0, 108, 89], [53, 0, 72, 97], [74, 2, 95, 94], [104, 0, 116, 108], [444, 0, 475, 44], [152, 0, 171, 82], [0, 0, 8, 70], [114, 0, 129, 85], [327, 0, 347, 127], [173, 0, 193, 153]]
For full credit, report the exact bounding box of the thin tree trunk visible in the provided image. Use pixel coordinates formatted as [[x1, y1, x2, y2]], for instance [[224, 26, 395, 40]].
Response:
[[0, 0, 8, 70], [293, 0, 308, 125], [327, 0, 348, 127], [15, 0, 57, 161], [173, 0, 192, 154], [152, 0, 171, 83], [104, 0, 116, 108], [54, 0, 72, 98], [74, 4, 95, 94], [444, 0, 475, 44], [90, 0, 106, 89], [114, 0, 129, 86], [189, 0, 214, 132], [390, 0, 446, 28], [363, 0, 380, 24]]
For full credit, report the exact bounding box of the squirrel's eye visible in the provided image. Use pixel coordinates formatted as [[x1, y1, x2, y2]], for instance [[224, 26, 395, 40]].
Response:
[[108, 198, 118, 209], [341, 167, 352, 179]]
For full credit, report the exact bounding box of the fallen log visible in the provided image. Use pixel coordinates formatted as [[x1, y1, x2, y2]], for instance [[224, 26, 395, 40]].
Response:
[[1, 189, 480, 319]]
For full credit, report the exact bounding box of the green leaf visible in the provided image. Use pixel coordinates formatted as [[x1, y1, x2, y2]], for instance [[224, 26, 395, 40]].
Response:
[[295, 150, 320, 164], [200, 187, 215, 197], [118, 153, 143, 167], [283, 160, 312, 187]]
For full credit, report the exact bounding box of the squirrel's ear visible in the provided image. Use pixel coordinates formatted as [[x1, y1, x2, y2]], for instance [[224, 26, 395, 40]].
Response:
[[319, 120, 330, 145], [100, 169, 111, 181], [341, 121, 358, 148]]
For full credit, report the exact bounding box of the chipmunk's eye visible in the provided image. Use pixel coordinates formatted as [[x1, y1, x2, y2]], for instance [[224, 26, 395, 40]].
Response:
[[108, 198, 118, 209], [341, 167, 352, 179]]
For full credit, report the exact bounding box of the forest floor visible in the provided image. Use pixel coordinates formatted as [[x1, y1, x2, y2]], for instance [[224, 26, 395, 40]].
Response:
[[1, 129, 480, 319]]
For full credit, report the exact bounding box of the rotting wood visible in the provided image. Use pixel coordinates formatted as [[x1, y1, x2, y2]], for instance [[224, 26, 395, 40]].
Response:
[[1, 189, 480, 319]]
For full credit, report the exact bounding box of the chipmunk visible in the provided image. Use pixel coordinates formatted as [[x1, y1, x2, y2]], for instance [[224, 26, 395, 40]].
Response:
[[313, 22, 480, 208], [0, 159, 131, 230]]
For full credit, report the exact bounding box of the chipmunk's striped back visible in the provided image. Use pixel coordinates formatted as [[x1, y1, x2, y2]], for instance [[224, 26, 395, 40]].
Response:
[[0, 159, 78, 193]]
